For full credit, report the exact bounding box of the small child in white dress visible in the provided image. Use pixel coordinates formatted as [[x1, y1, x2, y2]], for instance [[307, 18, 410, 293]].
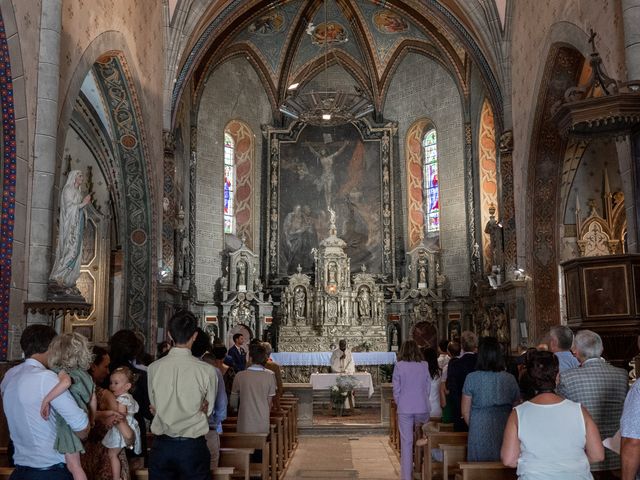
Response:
[[102, 366, 141, 480]]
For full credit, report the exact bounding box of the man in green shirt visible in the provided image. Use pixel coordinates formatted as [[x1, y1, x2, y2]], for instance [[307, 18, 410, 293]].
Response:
[[148, 310, 217, 479]]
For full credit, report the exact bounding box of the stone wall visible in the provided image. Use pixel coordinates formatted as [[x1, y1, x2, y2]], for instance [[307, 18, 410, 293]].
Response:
[[510, 0, 626, 266], [383, 53, 468, 296], [195, 57, 273, 302]]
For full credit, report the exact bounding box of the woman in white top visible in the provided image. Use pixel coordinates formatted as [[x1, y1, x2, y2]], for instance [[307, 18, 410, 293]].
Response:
[[501, 350, 604, 479], [422, 347, 442, 418]]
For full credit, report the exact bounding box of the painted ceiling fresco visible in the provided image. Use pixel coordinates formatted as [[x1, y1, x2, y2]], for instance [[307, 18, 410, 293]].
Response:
[[230, 0, 437, 82]]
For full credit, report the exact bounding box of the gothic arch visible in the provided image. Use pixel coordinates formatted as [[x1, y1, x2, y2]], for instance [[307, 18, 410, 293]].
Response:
[[57, 38, 157, 341], [405, 118, 437, 249], [526, 45, 584, 337], [224, 119, 256, 249], [0, 4, 21, 360]]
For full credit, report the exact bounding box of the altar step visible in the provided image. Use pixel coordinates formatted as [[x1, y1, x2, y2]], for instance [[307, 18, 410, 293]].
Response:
[[299, 423, 388, 436], [312, 388, 381, 409]]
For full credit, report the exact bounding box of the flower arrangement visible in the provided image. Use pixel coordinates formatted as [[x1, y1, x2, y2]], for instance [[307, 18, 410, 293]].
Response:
[[330, 375, 358, 415]]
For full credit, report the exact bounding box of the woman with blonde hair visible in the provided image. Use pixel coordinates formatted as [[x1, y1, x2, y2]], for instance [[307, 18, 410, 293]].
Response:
[[393, 340, 431, 480], [41, 332, 97, 480]]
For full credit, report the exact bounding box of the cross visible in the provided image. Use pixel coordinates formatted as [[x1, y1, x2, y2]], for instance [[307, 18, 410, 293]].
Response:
[[588, 29, 597, 53]]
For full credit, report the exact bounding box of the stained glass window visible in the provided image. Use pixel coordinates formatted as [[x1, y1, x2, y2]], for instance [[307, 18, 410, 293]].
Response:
[[423, 129, 439, 233], [224, 132, 235, 234]]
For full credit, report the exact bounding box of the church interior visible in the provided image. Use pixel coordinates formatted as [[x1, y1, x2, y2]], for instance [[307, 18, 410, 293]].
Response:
[[1, 0, 640, 478]]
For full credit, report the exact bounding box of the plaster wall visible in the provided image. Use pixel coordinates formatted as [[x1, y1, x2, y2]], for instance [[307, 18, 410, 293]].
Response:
[[383, 53, 467, 296], [510, 0, 626, 267], [196, 56, 272, 302]]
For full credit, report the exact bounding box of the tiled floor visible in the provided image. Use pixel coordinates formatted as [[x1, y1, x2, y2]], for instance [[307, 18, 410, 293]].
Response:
[[284, 435, 400, 480]]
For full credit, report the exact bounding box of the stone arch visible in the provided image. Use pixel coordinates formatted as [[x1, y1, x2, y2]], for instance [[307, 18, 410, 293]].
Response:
[[0, 4, 22, 360], [57, 39, 157, 341], [526, 44, 584, 338]]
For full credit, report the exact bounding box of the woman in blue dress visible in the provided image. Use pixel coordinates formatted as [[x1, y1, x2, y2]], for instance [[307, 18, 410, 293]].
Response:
[[461, 336, 520, 461]]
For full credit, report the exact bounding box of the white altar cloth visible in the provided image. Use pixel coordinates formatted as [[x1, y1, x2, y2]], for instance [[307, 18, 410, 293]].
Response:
[[309, 372, 375, 398], [270, 351, 396, 367]]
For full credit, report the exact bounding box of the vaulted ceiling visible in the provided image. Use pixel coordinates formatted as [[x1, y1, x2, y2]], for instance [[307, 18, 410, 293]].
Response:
[[166, 0, 509, 127]]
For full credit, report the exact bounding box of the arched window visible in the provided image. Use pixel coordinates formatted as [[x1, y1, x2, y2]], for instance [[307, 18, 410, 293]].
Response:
[[423, 129, 439, 233], [223, 132, 235, 234]]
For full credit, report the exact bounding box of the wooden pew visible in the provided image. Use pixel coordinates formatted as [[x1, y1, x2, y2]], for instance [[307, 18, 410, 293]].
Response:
[[279, 397, 298, 447], [439, 443, 467, 479], [222, 419, 280, 480], [420, 431, 468, 480], [454, 462, 517, 480], [389, 400, 399, 451], [220, 432, 270, 479], [219, 447, 254, 480], [133, 467, 236, 480], [0, 467, 11, 480]]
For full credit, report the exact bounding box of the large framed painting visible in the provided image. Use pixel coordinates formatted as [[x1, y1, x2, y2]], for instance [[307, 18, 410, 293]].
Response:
[[583, 265, 630, 317], [264, 120, 396, 280]]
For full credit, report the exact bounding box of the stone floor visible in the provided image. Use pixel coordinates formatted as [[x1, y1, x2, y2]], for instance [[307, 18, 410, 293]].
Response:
[[284, 435, 400, 480]]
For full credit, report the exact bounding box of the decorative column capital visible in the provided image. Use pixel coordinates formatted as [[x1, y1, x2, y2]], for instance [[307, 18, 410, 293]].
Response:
[[499, 130, 514, 155]]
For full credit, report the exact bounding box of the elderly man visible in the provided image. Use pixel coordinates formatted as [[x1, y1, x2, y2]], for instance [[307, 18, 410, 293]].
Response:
[[548, 325, 580, 372], [558, 329, 628, 477], [330, 339, 355, 374], [1, 325, 90, 480]]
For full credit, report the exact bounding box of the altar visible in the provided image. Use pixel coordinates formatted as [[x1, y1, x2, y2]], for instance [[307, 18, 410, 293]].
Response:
[[309, 372, 375, 398]]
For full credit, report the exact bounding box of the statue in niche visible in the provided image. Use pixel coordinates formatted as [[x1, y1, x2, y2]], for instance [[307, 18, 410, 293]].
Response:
[[307, 141, 348, 209], [357, 287, 371, 318], [293, 286, 306, 321], [484, 204, 503, 268], [49, 170, 92, 296], [328, 262, 337, 285], [237, 260, 247, 289], [254, 276, 263, 292], [417, 254, 428, 286]]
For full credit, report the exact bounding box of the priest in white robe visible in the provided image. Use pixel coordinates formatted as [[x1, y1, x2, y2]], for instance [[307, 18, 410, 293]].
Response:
[[330, 339, 355, 374]]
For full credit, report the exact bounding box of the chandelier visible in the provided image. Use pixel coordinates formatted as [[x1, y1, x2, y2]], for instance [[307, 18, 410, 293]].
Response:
[[278, 1, 374, 126]]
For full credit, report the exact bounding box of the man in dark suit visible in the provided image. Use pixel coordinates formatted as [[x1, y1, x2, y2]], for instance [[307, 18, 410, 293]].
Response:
[[446, 331, 478, 432], [228, 333, 247, 372]]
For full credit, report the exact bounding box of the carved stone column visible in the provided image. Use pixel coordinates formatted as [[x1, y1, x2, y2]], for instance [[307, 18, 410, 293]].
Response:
[[499, 130, 517, 277], [161, 130, 176, 283], [464, 123, 477, 274], [188, 125, 198, 300]]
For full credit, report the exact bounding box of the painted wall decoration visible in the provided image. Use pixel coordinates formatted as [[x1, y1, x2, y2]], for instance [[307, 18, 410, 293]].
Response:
[[0, 10, 15, 360], [406, 119, 430, 249], [225, 120, 255, 248], [373, 10, 409, 34], [93, 55, 154, 339], [248, 10, 285, 35], [478, 99, 497, 272], [265, 120, 396, 280]]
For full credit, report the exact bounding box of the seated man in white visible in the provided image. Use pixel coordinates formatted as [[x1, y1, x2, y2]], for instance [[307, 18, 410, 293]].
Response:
[[330, 339, 355, 374]]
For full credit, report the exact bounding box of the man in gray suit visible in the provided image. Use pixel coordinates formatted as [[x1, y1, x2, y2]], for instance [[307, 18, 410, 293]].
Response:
[[558, 330, 628, 477]]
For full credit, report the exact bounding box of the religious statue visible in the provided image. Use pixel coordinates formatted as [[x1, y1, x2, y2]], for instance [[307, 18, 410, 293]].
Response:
[[357, 287, 371, 318], [484, 204, 503, 268], [254, 276, 263, 292], [328, 262, 337, 285], [417, 255, 428, 286], [237, 260, 247, 289], [307, 141, 348, 209], [49, 170, 92, 295], [293, 286, 306, 320]]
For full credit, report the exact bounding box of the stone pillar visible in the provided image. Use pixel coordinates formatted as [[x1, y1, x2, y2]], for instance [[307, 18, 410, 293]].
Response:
[[187, 125, 197, 303], [161, 130, 176, 283], [616, 137, 638, 253], [499, 131, 517, 277], [27, 0, 62, 322], [623, 0, 640, 80], [464, 123, 477, 275]]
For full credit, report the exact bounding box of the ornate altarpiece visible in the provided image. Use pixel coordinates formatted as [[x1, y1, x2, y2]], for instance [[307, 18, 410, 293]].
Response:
[[278, 216, 387, 352]]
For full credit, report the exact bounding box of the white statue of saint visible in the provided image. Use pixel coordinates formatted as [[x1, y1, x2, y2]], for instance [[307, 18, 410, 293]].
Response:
[[49, 170, 91, 290]]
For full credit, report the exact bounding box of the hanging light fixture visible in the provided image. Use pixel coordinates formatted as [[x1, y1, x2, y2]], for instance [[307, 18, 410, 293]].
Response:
[[279, 0, 374, 126]]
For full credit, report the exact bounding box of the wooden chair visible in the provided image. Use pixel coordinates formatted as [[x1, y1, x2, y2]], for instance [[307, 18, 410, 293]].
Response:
[[220, 432, 270, 479], [440, 443, 467, 479], [454, 462, 517, 480], [0, 467, 12, 480], [420, 431, 468, 480], [219, 447, 254, 480]]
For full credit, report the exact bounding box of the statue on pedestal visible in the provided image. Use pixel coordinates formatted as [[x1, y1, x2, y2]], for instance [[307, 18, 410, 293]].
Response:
[[357, 287, 371, 318], [484, 203, 503, 269], [294, 287, 306, 321], [49, 170, 92, 299]]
